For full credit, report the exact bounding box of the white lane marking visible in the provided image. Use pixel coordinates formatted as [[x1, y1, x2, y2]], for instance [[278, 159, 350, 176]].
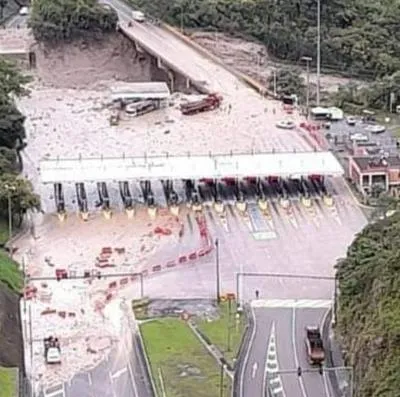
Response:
[[87, 372, 92, 386], [251, 362, 258, 379], [108, 372, 117, 397], [127, 361, 140, 397], [291, 308, 308, 397], [252, 299, 332, 309], [239, 306, 257, 397], [263, 322, 285, 397], [110, 367, 127, 379]]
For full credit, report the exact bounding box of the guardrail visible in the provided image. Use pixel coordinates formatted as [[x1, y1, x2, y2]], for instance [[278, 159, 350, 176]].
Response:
[[232, 304, 252, 397]]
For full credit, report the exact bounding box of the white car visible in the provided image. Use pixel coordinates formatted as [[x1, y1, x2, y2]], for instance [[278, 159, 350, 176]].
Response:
[[132, 11, 145, 22], [365, 124, 386, 134], [276, 120, 296, 129], [46, 347, 61, 364], [346, 116, 357, 126], [19, 6, 28, 15], [350, 133, 369, 142]]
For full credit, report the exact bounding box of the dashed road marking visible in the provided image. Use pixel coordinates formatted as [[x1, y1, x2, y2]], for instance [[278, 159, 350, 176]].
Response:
[[252, 299, 332, 309], [110, 367, 127, 379], [264, 322, 285, 397], [44, 384, 65, 397]]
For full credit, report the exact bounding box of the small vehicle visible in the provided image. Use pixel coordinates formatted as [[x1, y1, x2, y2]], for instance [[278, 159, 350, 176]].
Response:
[[44, 336, 61, 364], [365, 124, 386, 134], [276, 120, 296, 130], [361, 109, 376, 124], [132, 11, 145, 22], [180, 93, 222, 115], [125, 100, 156, 117], [19, 6, 28, 15], [305, 326, 325, 365], [350, 132, 369, 142], [110, 110, 120, 125], [346, 116, 357, 126]]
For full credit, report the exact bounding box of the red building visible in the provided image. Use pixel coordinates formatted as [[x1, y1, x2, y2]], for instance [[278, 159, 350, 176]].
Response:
[[349, 156, 400, 196]]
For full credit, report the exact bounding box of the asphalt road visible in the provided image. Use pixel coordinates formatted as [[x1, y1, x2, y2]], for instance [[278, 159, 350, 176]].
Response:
[[239, 303, 333, 397], [5, 13, 28, 28]]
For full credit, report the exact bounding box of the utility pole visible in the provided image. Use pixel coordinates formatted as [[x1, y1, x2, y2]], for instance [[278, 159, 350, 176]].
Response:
[[5, 184, 16, 258], [227, 297, 232, 352], [219, 364, 225, 397], [272, 68, 277, 97], [301, 56, 312, 118], [316, 0, 321, 106], [215, 238, 221, 304]]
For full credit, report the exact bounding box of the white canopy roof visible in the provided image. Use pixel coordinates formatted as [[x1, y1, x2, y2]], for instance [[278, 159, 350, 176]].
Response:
[[39, 152, 343, 183]]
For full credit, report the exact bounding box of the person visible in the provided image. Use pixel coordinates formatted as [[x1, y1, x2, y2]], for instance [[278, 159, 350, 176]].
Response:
[[255, 290, 259, 299]]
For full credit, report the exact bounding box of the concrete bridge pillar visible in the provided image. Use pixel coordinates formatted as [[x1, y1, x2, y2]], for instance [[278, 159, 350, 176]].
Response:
[[157, 57, 175, 92]]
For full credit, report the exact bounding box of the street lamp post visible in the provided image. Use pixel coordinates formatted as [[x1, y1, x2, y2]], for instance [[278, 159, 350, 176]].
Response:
[[215, 238, 221, 303], [180, 4, 184, 33], [316, 0, 321, 106], [301, 56, 312, 118], [219, 363, 225, 397]]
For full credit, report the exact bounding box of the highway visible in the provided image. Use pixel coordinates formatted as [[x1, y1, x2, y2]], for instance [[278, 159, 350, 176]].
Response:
[[239, 301, 334, 397]]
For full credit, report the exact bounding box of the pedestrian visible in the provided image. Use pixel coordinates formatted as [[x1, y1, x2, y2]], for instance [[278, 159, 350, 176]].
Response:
[[255, 290, 259, 299], [228, 104, 232, 114]]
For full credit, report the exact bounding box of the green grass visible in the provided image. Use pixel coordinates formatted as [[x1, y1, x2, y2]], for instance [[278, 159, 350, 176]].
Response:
[[196, 301, 245, 366], [140, 318, 230, 397], [0, 250, 22, 293], [0, 367, 18, 397]]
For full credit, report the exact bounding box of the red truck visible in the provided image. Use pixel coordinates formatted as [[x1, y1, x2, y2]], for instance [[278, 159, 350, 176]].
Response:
[[305, 326, 325, 365], [180, 93, 222, 115]]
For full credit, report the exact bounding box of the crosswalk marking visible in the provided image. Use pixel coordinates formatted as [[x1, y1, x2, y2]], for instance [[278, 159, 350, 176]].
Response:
[[252, 299, 332, 309]]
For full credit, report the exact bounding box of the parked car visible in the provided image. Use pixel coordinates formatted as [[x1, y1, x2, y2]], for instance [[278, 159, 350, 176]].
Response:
[[350, 132, 369, 142], [19, 6, 28, 15], [346, 116, 357, 126], [365, 124, 386, 134], [276, 120, 296, 129]]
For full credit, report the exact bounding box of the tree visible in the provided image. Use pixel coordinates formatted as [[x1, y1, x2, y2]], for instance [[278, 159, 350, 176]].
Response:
[[29, 0, 119, 43], [267, 68, 306, 100], [336, 213, 400, 397], [0, 147, 18, 175], [0, 101, 26, 150], [0, 174, 40, 226], [130, 0, 400, 79]]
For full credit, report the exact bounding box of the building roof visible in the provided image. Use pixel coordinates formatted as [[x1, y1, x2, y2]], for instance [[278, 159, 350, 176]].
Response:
[[353, 156, 400, 172], [39, 151, 343, 183], [110, 82, 170, 101]]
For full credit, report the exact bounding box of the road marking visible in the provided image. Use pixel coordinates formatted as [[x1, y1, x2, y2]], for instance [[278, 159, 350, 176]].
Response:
[[251, 299, 332, 309], [87, 372, 92, 386], [263, 322, 285, 397], [111, 367, 127, 379], [251, 362, 258, 378], [292, 308, 308, 397]]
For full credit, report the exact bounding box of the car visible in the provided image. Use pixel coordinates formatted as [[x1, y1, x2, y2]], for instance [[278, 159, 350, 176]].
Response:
[[350, 132, 369, 142], [365, 124, 386, 134], [132, 10, 145, 22], [19, 6, 28, 15], [276, 120, 296, 129], [346, 116, 357, 126]]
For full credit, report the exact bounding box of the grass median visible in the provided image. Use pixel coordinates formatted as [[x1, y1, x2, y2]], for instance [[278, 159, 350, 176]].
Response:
[[0, 250, 22, 293], [196, 301, 245, 367], [140, 318, 230, 397], [0, 367, 18, 397]]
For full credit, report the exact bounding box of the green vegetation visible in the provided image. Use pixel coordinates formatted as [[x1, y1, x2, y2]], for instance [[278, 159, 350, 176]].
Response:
[[196, 301, 245, 366], [132, 297, 150, 319], [141, 318, 230, 397], [336, 211, 400, 397], [0, 250, 22, 293], [0, 60, 39, 232], [29, 0, 118, 43], [129, 0, 400, 79], [0, 367, 18, 397]]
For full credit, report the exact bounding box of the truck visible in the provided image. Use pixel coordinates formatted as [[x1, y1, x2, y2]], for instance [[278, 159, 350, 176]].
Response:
[[180, 93, 222, 115], [44, 336, 61, 364], [305, 326, 325, 365]]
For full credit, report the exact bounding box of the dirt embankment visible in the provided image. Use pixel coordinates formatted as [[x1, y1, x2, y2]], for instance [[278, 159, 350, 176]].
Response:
[[0, 285, 23, 368], [32, 32, 153, 90]]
